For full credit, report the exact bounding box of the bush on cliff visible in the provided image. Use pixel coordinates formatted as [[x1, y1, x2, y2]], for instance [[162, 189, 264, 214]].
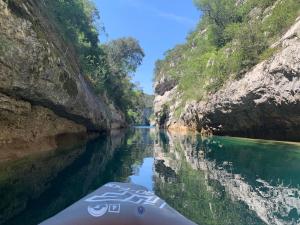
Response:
[[154, 0, 300, 108], [45, 0, 145, 123]]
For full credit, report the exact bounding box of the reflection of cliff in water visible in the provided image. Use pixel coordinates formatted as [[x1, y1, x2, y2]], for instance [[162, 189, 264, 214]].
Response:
[[0, 131, 125, 225], [2, 128, 299, 225], [153, 132, 300, 225]]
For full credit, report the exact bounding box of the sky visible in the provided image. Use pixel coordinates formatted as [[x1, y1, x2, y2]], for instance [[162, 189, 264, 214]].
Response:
[[93, 0, 201, 95]]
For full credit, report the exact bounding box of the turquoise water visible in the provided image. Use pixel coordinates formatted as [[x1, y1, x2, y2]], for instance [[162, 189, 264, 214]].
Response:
[[0, 128, 300, 225]]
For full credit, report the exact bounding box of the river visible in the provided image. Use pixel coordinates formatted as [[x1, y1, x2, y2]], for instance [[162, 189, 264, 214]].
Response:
[[0, 127, 300, 225]]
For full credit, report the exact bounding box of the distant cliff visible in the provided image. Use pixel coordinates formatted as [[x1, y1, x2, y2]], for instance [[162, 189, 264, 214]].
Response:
[[154, 0, 300, 141], [0, 0, 126, 145]]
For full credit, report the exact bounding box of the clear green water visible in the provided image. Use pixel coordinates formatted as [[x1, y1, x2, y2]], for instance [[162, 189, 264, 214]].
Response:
[[1, 128, 300, 225]]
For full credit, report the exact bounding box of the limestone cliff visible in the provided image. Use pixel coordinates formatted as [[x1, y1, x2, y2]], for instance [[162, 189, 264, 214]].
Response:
[[153, 76, 180, 128], [154, 18, 300, 141], [0, 0, 126, 145]]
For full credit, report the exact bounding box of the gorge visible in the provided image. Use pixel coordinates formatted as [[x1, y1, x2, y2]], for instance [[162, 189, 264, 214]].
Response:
[[0, 0, 300, 224]]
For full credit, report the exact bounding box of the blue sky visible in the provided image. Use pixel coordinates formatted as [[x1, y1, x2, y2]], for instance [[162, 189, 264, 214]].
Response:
[[93, 0, 200, 94]]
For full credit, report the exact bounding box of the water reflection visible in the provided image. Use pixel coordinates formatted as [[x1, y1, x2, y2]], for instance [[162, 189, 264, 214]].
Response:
[[0, 131, 125, 225], [153, 132, 300, 225], [0, 128, 300, 225]]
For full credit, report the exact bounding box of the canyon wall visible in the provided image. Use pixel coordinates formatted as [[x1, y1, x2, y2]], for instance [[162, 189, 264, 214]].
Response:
[[0, 0, 126, 146], [154, 17, 300, 141]]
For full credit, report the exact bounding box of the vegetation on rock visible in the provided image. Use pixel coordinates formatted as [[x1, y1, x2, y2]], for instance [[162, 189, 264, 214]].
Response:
[[154, 0, 300, 106], [45, 0, 146, 124], [128, 94, 154, 125]]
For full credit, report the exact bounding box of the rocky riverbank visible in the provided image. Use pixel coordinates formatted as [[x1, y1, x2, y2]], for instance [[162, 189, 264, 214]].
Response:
[[154, 17, 300, 141]]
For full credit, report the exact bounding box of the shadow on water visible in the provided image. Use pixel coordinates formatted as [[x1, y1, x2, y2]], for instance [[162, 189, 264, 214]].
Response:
[[0, 128, 300, 225], [0, 131, 125, 225]]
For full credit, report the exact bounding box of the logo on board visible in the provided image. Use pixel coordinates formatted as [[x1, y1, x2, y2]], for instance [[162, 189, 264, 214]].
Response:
[[85, 184, 166, 218]]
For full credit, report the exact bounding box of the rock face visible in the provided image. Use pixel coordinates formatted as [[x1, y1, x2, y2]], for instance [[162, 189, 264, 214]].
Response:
[[154, 18, 300, 141], [0, 93, 85, 147], [153, 76, 182, 129], [154, 76, 178, 96], [0, 0, 126, 144]]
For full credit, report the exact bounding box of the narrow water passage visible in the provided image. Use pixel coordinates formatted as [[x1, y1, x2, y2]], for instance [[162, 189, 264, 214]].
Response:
[[1, 128, 300, 225]]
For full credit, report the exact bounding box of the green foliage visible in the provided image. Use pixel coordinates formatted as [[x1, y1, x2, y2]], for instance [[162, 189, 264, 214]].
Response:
[[235, 24, 268, 71], [46, 0, 102, 68], [259, 46, 280, 61], [0, 35, 11, 55], [104, 38, 145, 75], [45, 0, 145, 124], [101, 38, 145, 123], [262, 0, 300, 37], [174, 106, 184, 119], [194, 0, 243, 47], [46, 0, 100, 45], [127, 94, 153, 126], [155, 0, 300, 103], [143, 94, 154, 108]]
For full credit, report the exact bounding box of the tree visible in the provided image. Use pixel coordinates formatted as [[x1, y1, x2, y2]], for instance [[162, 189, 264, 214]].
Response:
[[194, 0, 242, 47], [46, 0, 146, 124], [101, 38, 145, 123], [104, 37, 145, 75]]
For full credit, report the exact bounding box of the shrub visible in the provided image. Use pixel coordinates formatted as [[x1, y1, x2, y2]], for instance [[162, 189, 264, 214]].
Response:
[[154, 0, 299, 103]]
